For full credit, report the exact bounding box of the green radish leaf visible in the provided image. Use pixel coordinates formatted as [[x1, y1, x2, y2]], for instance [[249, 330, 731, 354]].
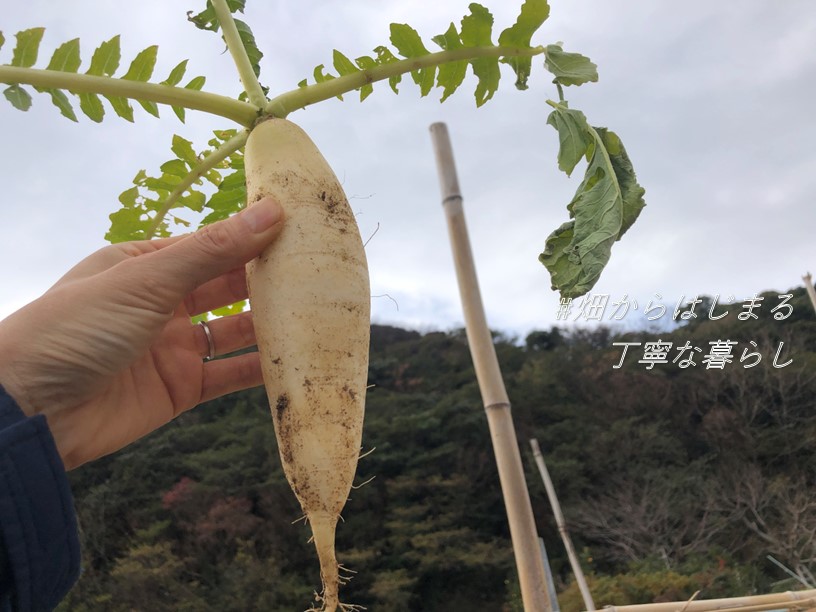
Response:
[[46, 38, 81, 72], [3, 84, 32, 111], [433, 23, 467, 102], [79, 92, 104, 122], [233, 19, 263, 78], [187, 0, 246, 32], [546, 103, 592, 176], [87, 36, 121, 76], [0, 32, 5, 51], [171, 134, 198, 167], [539, 113, 645, 297], [544, 44, 598, 86], [373, 45, 402, 93], [137, 100, 160, 118], [499, 0, 550, 88], [181, 189, 206, 213], [313, 64, 335, 84], [185, 76, 206, 91], [461, 5, 500, 105], [161, 159, 190, 178], [123, 45, 158, 82], [390, 24, 435, 95], [45, 89, 78, 121], [105, 95, 134, 122], [355, 55, 377, 101], [333, 50, 358, 77], [162, 60, 188, 86], [11, 28, 44, 68]]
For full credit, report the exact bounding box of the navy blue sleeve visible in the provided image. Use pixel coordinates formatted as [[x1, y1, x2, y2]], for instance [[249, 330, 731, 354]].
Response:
[[0, 386, 80, 611]]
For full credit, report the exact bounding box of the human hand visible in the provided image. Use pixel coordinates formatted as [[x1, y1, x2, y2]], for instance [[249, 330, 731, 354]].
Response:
[[0, 197, 284, 470]]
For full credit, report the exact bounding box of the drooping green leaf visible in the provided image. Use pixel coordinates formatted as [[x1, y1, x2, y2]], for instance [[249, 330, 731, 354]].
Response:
[[46, 38, 81, 72], [544, 44, 598, 86], [45, 89, 77, 121], [539, 115, 645, 297], [123, 45, 158, 82], [461, 5, 500, 105], [3, 85, 32, 111], [498, 0, 550, 88], [79, 92, 104, 122], [137, 100, 160, 118], [87, 36, 121, 77], [162, 60, 188, 86], [546, 103, 592, 176], [433, 23, 467, 102], [11, 28, 44, 68], [597, 128, 646, 237]]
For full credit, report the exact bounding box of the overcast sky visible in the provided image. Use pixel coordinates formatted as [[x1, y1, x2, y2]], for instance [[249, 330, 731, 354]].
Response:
[[2, 1, 814, 339]]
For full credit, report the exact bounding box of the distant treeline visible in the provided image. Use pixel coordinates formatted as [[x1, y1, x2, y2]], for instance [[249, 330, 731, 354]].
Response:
[[60, 287, 816, 611]]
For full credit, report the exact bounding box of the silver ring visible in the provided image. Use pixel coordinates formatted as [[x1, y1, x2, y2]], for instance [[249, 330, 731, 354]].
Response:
[[199, 320, 216, 361]]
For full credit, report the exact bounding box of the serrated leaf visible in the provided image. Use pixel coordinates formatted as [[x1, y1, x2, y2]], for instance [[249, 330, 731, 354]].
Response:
[[172, 106, 187, 122], [234, 19, 263, 79], [544, 44, 598, 86], [162, 60, 188, 86], [171, 135, 198, 166], [11, 28, 44, 68], [3, 85, 32, 111], [333, 50, 358, 77], [79, 92, 104, 122], [461, 4, 494, 47], [498, 0, 550, 89], [461, 5, 499, 105], [181, 190, 205, 212], [187, 0, 246, 32], [123, 45, 158, 82], [313, 64, 335, 84], [87, 36, 121, 77], [390, 23, 429, 58], [46, 38, 81, 72], [546, 104, 592, 176], [539, 120, 645, 298], [104, 95, 134, 122], [433, 23, 467, 102], [390, 24, 435, 95], [355, 55, 377, 101], [374, 46, 402, 93], [137, 100, 160, 118], [202, 187, 246, 224], [46, 89, 78, 121], [185, 76, 206, 91], [160, 159, 189, 178]]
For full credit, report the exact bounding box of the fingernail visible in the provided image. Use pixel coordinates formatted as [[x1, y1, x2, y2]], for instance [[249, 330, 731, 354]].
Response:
[[240, 198, 283, 233]]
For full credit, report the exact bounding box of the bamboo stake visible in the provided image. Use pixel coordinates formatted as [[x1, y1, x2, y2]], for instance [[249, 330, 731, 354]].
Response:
[[803, 273, 816, 316], [602, 589, 816, 612], [429, 122, 551, 612], [530, 438, 596, 611]]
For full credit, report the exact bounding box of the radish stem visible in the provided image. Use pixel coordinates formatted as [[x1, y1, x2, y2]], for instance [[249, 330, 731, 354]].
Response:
[[210, 0, 267, 107], [0, 65, 258, 125]]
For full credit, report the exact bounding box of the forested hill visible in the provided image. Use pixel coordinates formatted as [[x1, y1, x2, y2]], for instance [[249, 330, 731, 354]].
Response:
[[60, 287, 816, 611]]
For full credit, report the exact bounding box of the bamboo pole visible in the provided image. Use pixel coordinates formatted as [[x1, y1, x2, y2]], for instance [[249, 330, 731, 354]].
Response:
[[803, 273, 816, 316], [530, 438, 596, 611], [429, 122, 551, 612], [602, 589, 816, 612]]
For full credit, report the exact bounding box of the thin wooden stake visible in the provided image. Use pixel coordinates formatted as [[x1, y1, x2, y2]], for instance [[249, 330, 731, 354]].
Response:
[[803, 273, 816, 316], [430, 122, 551, 612], [530, 438, 596, 611]]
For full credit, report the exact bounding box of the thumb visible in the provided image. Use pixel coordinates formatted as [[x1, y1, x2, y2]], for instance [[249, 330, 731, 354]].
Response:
[[145, 197, 284, 298]]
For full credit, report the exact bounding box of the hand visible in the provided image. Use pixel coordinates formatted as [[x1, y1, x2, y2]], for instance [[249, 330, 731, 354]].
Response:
[[0, 197, 284, 470]]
